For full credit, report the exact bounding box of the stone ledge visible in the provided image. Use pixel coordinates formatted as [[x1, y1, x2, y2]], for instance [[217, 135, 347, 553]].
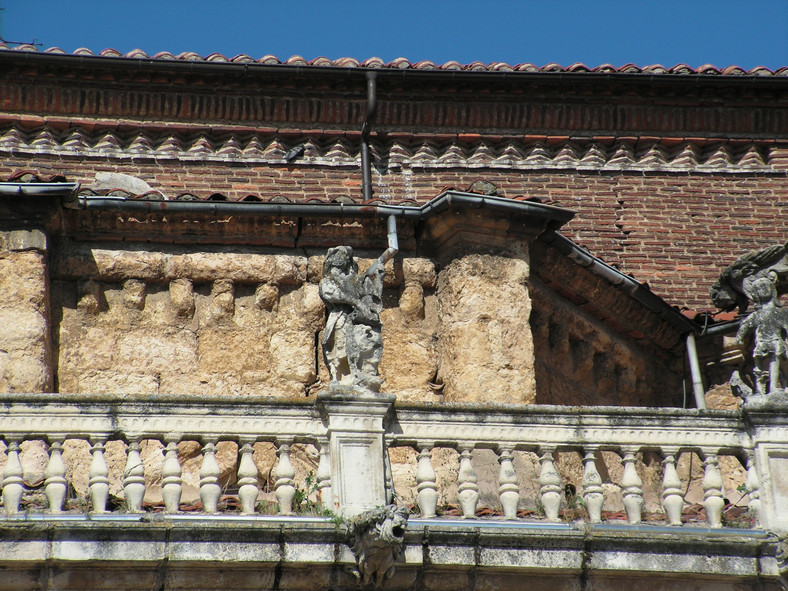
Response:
[[0, 518, 778, 590]]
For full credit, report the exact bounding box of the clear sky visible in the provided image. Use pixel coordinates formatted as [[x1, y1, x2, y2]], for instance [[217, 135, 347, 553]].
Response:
[[1, 1, 787, 70]]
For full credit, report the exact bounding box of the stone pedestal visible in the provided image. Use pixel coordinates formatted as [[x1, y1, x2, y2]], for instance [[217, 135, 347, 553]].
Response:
[[317, 387, 395, 517], [743, 403, 788, 534]]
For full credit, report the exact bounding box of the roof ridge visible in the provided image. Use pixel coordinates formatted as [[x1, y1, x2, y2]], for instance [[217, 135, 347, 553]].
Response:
[[2, 44, 786, 76]]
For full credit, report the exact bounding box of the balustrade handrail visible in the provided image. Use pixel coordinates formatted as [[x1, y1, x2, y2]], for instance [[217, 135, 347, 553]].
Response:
[[389, 403, 749, 454], [0, 393, 325, 443]]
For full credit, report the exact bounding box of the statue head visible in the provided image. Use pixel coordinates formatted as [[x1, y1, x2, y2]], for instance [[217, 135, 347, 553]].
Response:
[[323, 245, 354, 277], [745, 272, 779, 309]]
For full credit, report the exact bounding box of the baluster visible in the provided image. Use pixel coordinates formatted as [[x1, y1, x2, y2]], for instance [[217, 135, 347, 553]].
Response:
[[237, 442, 259, 515], [416, 443, 438, 518], [161, 439, 183, 513], [45, 440, 67, 513], [316, 439, 333, 510], [745, 453, 761, 528], [497, 446, 519, 520], [199, 441, 221, 514], [275, 439, 296, 515], [123, 441, 146, 513], [2, 441, 24, 514], [89, 440, 110, 513], [539, 448, 562, 522], [383, 437, 394, 505], [701, 452, 725, 528], [620, 450, 643, 524], [661, 451, 684, 526], [457, 445, 479, 519], [581, 449, 603, 523]]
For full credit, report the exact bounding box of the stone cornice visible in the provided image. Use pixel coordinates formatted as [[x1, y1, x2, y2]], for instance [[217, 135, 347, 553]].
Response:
[[1, 54, 787, 138]]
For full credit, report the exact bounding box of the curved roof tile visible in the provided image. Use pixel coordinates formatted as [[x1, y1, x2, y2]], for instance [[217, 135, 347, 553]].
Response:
[[0, 44, 783, 76]]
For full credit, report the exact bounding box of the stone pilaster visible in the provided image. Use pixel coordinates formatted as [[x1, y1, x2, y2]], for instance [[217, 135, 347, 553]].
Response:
[[0, 229, 52, 392]]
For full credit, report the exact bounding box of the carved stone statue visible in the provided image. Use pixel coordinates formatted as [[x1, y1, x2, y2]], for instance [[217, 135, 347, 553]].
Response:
[[734, 272, 788, 398], [347, 505, 409, 586], [320, 246, 385, 392], [714, 242, 788, 402]]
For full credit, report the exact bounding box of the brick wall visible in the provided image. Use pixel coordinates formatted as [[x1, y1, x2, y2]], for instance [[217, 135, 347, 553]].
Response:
[[3, 153, 786, 310]]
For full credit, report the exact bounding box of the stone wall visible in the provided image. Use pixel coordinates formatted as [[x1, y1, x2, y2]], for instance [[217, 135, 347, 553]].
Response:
[[0, 230, 52, 392], [530, 280, 683, 407], [0, 224, 684, 406], [49, 243, 445, 401]]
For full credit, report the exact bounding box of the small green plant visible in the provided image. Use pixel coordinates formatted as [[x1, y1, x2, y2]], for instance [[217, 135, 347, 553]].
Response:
[[562, 484, 585, 521], [292, 472, 336, 518]]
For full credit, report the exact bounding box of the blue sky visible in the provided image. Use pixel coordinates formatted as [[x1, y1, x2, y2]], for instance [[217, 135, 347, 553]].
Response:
[[1, 1, 787, 69]]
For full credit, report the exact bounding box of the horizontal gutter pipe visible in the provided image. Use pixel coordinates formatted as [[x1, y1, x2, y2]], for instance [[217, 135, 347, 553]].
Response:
[[698, 318, 742, 338], [0, 182, 80, 198], [1, 51, 783, 89], [75, 191, 575, 227]]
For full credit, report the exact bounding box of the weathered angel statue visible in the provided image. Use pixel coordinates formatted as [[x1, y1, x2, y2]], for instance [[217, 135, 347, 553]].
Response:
[[319, 217, 399, 393]]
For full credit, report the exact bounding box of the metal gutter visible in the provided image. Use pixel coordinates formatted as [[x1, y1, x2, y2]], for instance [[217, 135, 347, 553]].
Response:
[[0, 182, 80, 199], [74, 190, 575, 229], [538, 229, 698, 336]]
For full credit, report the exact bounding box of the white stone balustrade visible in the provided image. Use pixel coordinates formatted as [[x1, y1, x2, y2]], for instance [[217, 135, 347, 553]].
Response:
[[0, 395, 786, 533]]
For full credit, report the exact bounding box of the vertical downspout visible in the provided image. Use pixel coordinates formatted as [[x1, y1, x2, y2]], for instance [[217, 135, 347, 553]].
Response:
[[360, 71, 377, 202], [686, 332, 707, 409]]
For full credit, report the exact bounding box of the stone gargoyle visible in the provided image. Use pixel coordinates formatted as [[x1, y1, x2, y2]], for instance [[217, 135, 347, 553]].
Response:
[[347, 504, 409, 587], [711, 240, 788, 313]]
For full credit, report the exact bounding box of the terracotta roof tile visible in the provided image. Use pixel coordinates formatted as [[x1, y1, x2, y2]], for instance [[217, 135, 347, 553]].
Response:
[[4, 44, 782, 75]]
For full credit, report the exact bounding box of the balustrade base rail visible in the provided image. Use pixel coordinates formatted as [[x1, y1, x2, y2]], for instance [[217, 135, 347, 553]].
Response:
[[0, 518, 780, 591]]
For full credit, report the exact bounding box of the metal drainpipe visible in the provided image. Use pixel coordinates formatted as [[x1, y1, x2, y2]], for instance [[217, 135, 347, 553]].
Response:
[[686, 332, 707, 409], [360, 71, 378, 202]]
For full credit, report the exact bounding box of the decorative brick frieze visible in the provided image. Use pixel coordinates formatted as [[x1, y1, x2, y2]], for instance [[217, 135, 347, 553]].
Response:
[[0, 123, 782, 173]]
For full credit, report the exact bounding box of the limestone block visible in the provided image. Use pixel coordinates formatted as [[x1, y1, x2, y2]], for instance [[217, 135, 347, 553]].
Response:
[[270, 330, 316, 383], [0, 251, 51, 392], [116, 329, 197, 374], [307, 255, 325, 283], [76, 249, 166, 281], [2, 351, 52, 393], [437, 254, 535, 404], [70, 370, 160, 395], [209, 280, 235, 322], [299, 283, 325, 330], [77, 280, 101, 314], [1, 229, 47, 252], [123, 279, 146, 310], [0, 252, 47, 308], [399, 283, 425, 321], [169, 278, 195, 317], [379, 330, 437, 397], [57, 325, 116, 377], [0, 310, 47, 351], [255, 283, 279, 311], [198, 328, 271, 374], [403, 258, 437, 288]]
